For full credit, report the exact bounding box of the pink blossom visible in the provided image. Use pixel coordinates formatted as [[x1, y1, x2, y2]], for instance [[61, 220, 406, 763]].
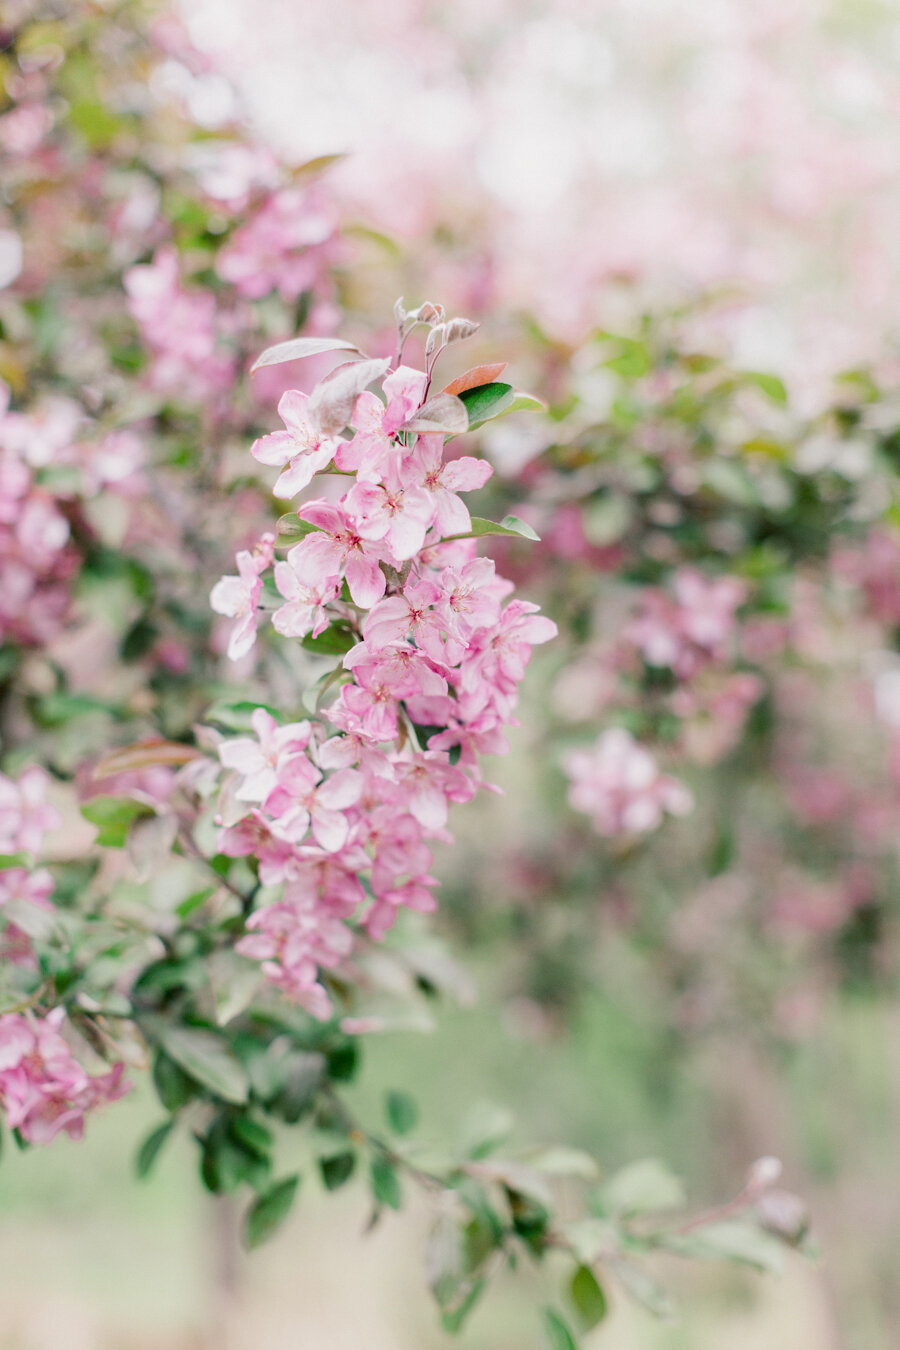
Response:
[[437, 556, 504, 639], [564, 728, 693, 838], [402, 434, 493, 536], [251, 390, 342, 498], [344, 463, 435, 562], [0, 1008, 128, 1144], [210, 533, 275, 661], [219, 708, 312, 803], [272, 550, 340, 638], [0, 767, 60, 855], [216, 187, 338, 300], [1, 397, 84, 468], [124, 248, 233, 400], [363, 577, 461, 664], [627, 569, 746, 678], [237, 854, 365, 1018], [0, 866, 55, 967], [293, 500, 387, 608], [265, 765, 362, 853], [337, 365, 428, 480]]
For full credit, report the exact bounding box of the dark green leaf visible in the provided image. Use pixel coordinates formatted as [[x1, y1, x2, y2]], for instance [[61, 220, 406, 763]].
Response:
[[459, 382, 515, 429], [301, 622, 357, 656], [325, 1038, 359, 1083], [229, 1116, 273, 1159], [136, 1120, 174, 1179], [319, 1151, 357, 1191], [243, 1175, 301, 1249], [385, 1090, 418, 1136], [152, 1050, 197, 1112]]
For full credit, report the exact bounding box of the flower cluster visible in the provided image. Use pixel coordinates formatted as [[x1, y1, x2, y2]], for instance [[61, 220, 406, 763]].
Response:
[[564, 727, 693, 839], [215, 185, 342, 303], [0, 766, 129, 1138], [213, 309, 556, 1016], [0, 1008, 128, 1144], [626, 569, 747, 681], [0, 386, 145, 647], [124, 247, 236, 403]]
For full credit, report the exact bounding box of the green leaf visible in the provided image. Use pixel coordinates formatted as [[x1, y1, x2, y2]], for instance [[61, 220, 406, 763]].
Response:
[[0, 853, 29, 871], [702, 458, 761, 507], [506, 391, 545, 414], [319, 1151, 357, 1191], [69, 98, 121, 149], [609, 1257, 675, 1318], [33, 691, 118, 727], [569, 1265, 608, 1330], [154, 1025, 249, 1104], [459, 382, 515, 429], [275, 512, 321, 545], [600, 1158, 686, 1217], [81, 796, 153, 848], [441, 1279, 486, 1334], [229, 1116, 273, 1159], [243, 1175, 301, 1249], [603, 339, 651, 379], [301, 622, 357, 656], [370, 1154, 403, 1210], [152, 1050, 197, 1112], [204, 700, 283, 732], [745, 371, 788, 405], [136, 1120, 174, 1179], [385, 1090, 419, 1136], [450, 515, 541, 544], [525, 1147, 599, 1180], [543, 1307, 579, 1350], [665, 1220, 785, 1273]]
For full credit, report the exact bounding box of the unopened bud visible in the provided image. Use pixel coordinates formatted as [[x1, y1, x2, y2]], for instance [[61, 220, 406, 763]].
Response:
[[755, 1189, 810, 1246], [746, 1156, 782, 1193]]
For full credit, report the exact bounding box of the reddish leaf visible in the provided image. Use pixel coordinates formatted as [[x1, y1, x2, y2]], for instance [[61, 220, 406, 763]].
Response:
[[442, 364, 508, 397], [91, 741, 204, 778]]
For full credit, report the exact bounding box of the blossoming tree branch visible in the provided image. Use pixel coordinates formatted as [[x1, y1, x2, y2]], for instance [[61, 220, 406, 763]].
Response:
[[0, 289, 804, 1342]]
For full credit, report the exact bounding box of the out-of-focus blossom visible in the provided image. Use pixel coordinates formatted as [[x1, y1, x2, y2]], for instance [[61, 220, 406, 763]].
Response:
[[564, 727, 693, 837]]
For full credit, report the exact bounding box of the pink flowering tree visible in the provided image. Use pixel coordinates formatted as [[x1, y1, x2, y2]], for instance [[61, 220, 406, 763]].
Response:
[[0, 5, 824, 1343], [0, 284, 805, 1341]]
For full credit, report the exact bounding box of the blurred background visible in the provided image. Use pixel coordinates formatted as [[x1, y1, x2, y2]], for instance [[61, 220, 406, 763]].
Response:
[[4, 0, 900, 1346]]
